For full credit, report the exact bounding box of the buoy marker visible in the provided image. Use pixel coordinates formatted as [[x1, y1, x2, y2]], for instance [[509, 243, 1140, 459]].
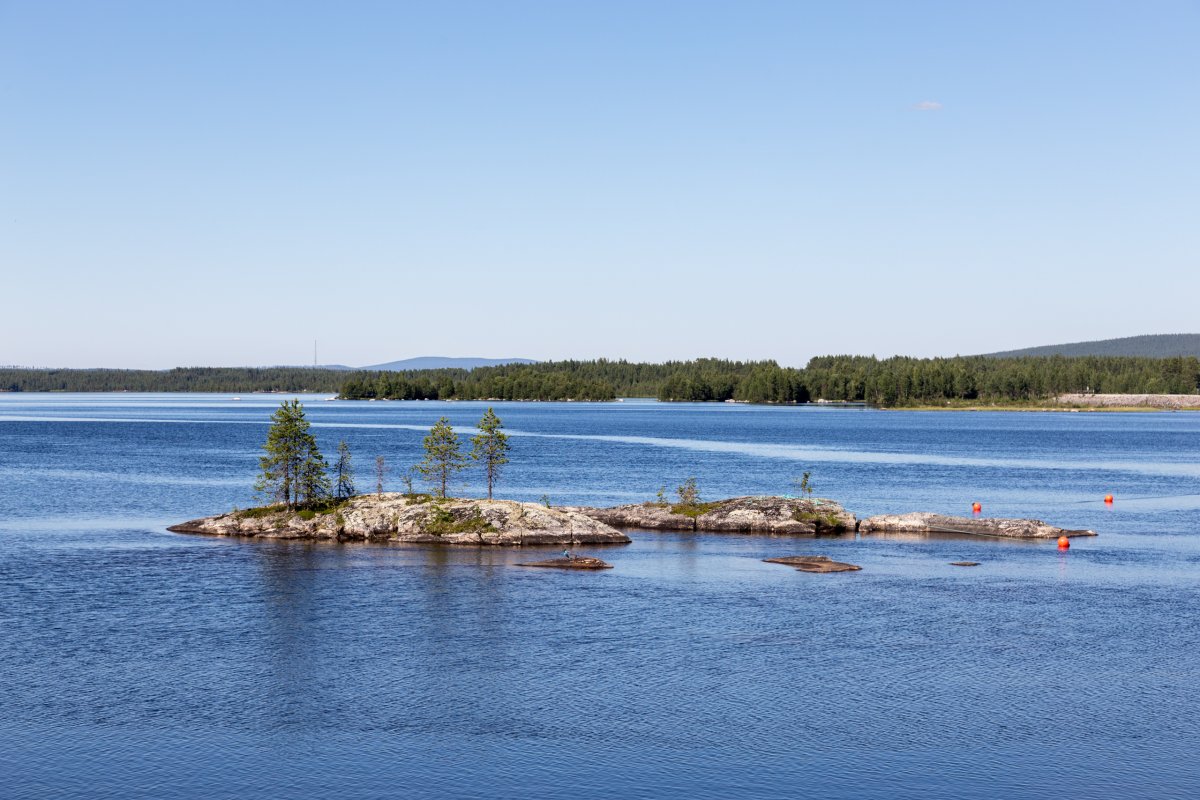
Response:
[[1057, 536, 1070, 549], [971, 502, 982, 514], [1104, 494, 1114, 504]]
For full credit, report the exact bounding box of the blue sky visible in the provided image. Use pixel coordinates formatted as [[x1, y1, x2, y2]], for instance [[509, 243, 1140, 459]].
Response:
[[2, 0, 1197, 368]]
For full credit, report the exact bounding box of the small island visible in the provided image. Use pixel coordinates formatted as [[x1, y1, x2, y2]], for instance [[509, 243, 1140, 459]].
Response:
[[516, 556, 614, 569], [169, 402, 628, 547], [169, 495, 631, 546], [763, 555, 862, 573], [564, 495, 857, 535], [859, 512, 1096, 539]]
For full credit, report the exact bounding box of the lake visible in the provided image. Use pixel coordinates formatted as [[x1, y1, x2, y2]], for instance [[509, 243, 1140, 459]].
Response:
[[1, 394, 1198, 799]]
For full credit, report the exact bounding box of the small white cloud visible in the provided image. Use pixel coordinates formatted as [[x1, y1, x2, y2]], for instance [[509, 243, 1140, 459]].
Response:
[[914, 100, 943, 111]]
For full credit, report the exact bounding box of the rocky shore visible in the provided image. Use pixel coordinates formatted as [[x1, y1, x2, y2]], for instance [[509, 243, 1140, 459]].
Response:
[[1055, 393, 1200, 410], [168, 494, 631, 546], [859, 512, 1096, 539], [562, 496, 857, 535], [566, 497, 1095, 541]]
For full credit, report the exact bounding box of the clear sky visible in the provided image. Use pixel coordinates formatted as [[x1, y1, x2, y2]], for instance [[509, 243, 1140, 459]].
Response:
[[2, 0, 1197, 369]]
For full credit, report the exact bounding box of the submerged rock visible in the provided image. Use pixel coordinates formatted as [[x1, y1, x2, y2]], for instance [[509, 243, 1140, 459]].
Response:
[[565, 496, 856, 536], [168, 495, 631, 546], [859, 512, 1096, 539], [950, 561, 981, 567], [516, 556, 613, 570], [763, 555, 862, 573]]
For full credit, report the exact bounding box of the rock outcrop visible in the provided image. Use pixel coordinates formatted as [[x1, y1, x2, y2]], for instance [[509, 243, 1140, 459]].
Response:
[[564, 496, 856, 536], [763, 555, 862, 573], [168, 495, 631, 546], [859, 513, 1096, 539], [516, 556, 613, 570]]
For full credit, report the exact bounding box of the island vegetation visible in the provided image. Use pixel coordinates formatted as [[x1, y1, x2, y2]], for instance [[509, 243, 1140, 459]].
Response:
[[4, 354, 1198, 408], [172, 400, 629, 545], [249, 401, 513, 513], [254, 399, 331, 510]]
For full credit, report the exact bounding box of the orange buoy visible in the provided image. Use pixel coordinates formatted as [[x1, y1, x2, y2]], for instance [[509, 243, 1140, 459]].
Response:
[[1104, 494, 1114, 504], [1057, 536, 1070, 549], [972, 502, 982, 514]]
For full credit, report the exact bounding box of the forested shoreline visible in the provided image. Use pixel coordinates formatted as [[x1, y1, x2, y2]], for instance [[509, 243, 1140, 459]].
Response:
[[2, 355, 1198, 407]]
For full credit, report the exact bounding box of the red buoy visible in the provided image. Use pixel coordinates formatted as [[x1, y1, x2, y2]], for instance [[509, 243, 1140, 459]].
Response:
[[972, 502, 982, 514], [1057, 536, 1070, 549], [1104, 494, 1114, 504]]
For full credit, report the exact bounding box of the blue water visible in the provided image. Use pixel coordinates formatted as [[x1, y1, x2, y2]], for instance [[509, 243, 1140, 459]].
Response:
[[1, 394, 1198, 799]]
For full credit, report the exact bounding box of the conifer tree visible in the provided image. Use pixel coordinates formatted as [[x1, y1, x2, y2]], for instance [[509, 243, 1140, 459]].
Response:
[[297, 437, 331, 506], [334, 440, 356, 500], [255, 400, 328, 509], [418, 417, 466, 499], [470, 407, 510, 500]]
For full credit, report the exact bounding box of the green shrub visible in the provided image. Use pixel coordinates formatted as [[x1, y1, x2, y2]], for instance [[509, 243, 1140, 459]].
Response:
[[792, 509, 845, 531], [422, 504, 496, 537], [237, 498, 348, 521], [234, 504, 286, 519], [670, 501, 721, 518], [676, 477, 700, 507]]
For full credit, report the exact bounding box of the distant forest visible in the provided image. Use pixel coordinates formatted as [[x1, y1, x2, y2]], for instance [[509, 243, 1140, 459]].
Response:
[[0, 367, 348, 394], [5, 355, 1198, 406]]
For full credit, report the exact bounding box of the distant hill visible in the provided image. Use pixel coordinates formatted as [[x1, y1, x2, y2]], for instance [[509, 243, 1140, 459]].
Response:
[[358, 356, 538, 371], [982, 334, 1200, 359]]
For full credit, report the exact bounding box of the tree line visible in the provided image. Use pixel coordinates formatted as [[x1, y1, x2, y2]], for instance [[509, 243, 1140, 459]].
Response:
[[0, 366, 348, 394], [4, 355, 1198, 407], [799, 354, 1200, 405], [337, 358, 780, 400], [652, 354, 1200, 404]]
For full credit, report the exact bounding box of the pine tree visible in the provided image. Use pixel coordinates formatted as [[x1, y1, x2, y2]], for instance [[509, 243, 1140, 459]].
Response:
[[418, 417, 467, 499], [470, 407, 510, 500], [297, 437, 331, 506], [254, 400, 328, 509], [676, 477, 700, 508], [334, 440, 356, 500]]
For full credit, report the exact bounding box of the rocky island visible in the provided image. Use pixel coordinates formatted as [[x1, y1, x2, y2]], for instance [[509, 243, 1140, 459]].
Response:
[[561, 496, 1096, 542], [516, 556, 614, 570], [763, 555, 862, 573], [859, 512, 1096, 539], [563, 495, 857, 535], [168, 494, 631, 546], [171, 496, 1097, 547]]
